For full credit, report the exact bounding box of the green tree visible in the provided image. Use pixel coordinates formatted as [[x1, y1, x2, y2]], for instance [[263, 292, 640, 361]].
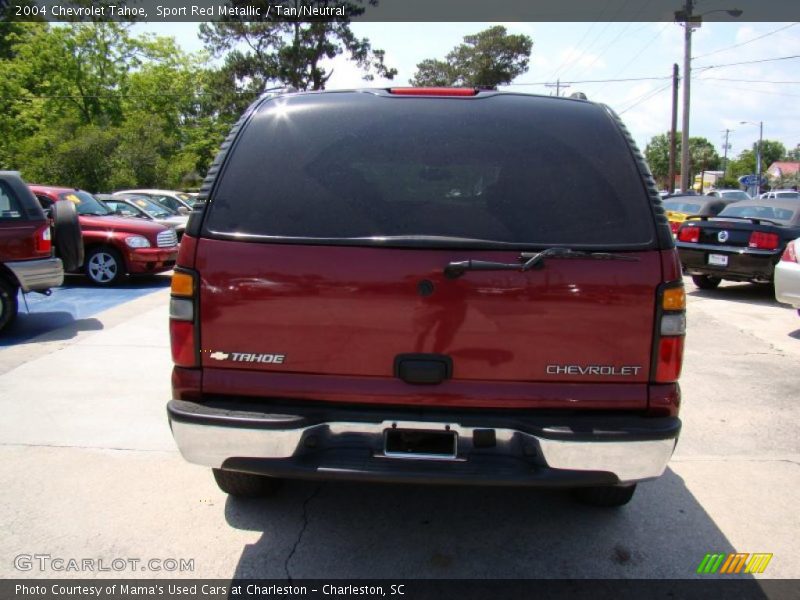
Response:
[[199, 2, 396, 94], [727, 140, 787, 180], [0, 23, 225, 190], [643, 133, 721, 188], [410, 26, 533, 87]]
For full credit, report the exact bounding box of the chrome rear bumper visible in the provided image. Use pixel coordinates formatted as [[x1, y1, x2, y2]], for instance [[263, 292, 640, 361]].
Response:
[[168, 399, 679, 486], [5, 257, 64, 292]]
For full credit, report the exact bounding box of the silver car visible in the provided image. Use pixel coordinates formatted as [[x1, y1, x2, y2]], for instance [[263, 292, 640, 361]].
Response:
[[98, 194, 188, 239]]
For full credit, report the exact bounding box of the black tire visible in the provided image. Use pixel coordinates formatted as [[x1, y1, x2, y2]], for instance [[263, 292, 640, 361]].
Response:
[[212, 468, 283, 498], [573, 484, 637, 507], [84, 246, 125, 286], [692, 275, 721, 290], [51, 200, 83, 271], [0, 277, 19, 333]]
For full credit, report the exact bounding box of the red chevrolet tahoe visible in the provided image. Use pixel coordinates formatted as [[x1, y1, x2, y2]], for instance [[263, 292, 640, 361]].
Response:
[[30, 185, 179, 286], [167, 88, 685, 507]]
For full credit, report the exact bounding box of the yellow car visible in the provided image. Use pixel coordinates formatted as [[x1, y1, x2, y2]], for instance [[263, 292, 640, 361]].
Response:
[[662, 195, 739, 236]]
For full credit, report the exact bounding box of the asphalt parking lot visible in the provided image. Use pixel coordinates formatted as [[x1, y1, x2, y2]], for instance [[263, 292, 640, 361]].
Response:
[[0, 275, 798, 580]]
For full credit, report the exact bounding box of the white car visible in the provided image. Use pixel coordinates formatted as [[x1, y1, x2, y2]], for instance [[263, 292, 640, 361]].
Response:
[[775, 237, 800, 315], [760, 190, 799, 200], [707, 189, 751, 201], [113, 189, 196, 214]]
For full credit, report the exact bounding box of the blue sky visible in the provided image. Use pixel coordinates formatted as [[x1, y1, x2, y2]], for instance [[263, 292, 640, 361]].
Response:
[[134, 21, 800, 161]]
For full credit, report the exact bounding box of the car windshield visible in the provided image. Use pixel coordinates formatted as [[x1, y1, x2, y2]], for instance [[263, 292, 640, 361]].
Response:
[[775, 191, 799, 199], [663, 201, 701, 213], [148, 195, 181, 213], [175, 192, 193, 202], [58, 191, 111, 216], [719, 204, 795, 223], [127, 196, 174, 218]]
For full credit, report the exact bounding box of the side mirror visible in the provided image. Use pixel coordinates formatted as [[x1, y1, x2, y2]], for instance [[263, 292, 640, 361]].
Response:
[[177, 206, 189, 215]]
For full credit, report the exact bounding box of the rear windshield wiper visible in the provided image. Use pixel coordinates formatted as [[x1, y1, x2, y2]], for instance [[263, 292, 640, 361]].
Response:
[[444, 247, 639, 279]]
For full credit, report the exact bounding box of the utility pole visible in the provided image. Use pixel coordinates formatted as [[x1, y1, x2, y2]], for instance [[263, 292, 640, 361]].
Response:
[[679, 0, 696, 193], [668, 63, 679, 194], [721, 129, 732, 180], [545, 79, 570, 96], [676, 2, 742, 192]]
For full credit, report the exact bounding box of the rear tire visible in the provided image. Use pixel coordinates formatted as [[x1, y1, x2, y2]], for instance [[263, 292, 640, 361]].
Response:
[[212, 468, 283, 498], [691, 275, 721, 290], [51, 200, 83, 271], [85, 246, 124, 286], [0, 277, 19, 333], [573, 484, 637, 507]]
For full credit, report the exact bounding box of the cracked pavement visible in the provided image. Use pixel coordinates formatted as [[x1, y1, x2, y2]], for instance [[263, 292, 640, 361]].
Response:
[[0, 276, 798, 579]]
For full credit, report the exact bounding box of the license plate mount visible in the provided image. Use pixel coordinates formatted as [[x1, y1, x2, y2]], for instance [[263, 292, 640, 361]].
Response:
[[384, 428, 458, 460]]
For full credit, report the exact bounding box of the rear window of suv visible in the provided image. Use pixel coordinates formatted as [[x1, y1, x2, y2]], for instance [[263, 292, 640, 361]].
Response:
[[205, 92, 656, 248]]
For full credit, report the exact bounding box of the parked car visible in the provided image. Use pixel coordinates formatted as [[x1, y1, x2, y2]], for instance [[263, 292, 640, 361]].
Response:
[[760, 190, 799, 200], [30, 185, 179, 286], [1, 172, 81, 332], [676, 198, 800, 289], [775, 237, 800, 315], [706, 189, 751, 201], [98, 194, 188, 240], [662, 195, 739, 235], [113, 189, 197, 212], [167, 87, 686, 507]]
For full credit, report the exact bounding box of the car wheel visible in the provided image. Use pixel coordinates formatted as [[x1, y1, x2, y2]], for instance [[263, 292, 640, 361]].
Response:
[[572, 484, 637, 507], [85, 247, 124, 286], [51, 200, 84, 271], [212, 468, 283, 498], [691, 275, 721, 290], [0, 277, 19, 333]]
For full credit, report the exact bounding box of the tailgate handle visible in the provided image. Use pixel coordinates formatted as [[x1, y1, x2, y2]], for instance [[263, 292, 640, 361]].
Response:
[[394, 354, 453, 385]]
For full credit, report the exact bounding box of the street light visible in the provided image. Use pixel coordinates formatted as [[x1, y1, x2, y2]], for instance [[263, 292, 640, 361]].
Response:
[[740, 120, 764, 196], [676, 2, 742, 192]]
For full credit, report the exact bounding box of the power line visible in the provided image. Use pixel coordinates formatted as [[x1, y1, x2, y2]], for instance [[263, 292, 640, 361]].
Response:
[[693, 77, 800, 84], [508, 75, 670, 86], [694, 54, 800, 71], [692, 22, 799, 61], [617, 82, 673, 115]]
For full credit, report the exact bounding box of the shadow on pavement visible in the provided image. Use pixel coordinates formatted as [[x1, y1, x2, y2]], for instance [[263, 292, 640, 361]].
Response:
[[687, 281, 779, 308], [62, 273, 172, 289], [223, 469, 749, 579], [0, 312, 103, 346]]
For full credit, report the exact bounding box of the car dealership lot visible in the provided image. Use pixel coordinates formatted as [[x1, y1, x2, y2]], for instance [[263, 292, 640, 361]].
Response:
[[0, 277, 798, 579]]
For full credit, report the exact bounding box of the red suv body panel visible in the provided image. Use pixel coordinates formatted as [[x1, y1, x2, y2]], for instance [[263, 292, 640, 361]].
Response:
[[194, 240, 661, 409]]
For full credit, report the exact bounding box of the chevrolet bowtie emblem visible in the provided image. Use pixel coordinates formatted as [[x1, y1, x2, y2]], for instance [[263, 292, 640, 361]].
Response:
[[209, 351, 230, 361]]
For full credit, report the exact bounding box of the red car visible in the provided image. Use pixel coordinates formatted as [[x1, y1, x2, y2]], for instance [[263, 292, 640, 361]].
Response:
[[167, 88, 685, 507], [30, 185, 179, 285]]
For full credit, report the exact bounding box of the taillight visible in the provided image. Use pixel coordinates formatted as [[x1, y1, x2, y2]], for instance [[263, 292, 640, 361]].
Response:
[[780, 241, 798, 263], [389, 87, 479, 97], [34, 224, 52, 253], [653, 283, 686, 384], [170, 269, 198, 367], [677, 226, 699, 243], [748, 231, 780, 250], [670, 221, 680, 234]]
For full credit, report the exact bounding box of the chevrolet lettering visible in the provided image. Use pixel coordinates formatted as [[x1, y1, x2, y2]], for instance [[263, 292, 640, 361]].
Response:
[[546, 365, 643, 376]]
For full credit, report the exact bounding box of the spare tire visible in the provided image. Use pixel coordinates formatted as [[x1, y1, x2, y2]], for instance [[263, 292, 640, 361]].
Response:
[[52, 200, 84, 271]]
